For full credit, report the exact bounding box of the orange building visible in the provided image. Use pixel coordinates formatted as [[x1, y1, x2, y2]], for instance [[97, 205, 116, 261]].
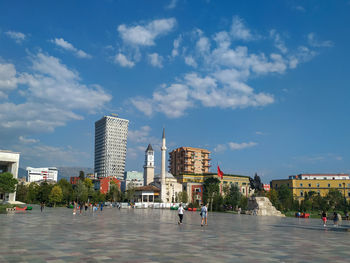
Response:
[[169, 147, 211, 175], [98, 177, 121, 194]]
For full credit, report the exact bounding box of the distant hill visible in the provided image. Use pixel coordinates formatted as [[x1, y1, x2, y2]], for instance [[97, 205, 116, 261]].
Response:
[[18, 167, 94, 181]]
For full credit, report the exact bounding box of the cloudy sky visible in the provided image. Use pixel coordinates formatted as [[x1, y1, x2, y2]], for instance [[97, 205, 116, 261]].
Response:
[[0, 0, 349, 182]]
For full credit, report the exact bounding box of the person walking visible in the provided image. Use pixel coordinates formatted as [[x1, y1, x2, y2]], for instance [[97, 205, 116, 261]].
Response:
[[100, 202, 104, 212], [85, 202, 88, 211], [178, 203, 184, 224], [200, 204, 208, 227], [321, 211, 327, 227], [333, 211, 339, 227], [40, 202, 44, 212]]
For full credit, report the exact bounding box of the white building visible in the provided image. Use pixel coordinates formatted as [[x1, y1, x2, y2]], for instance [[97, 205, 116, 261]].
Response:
[[0, 150, 20, 203], [94, 115, 129, 179], [26, 167, 58, 183], [153, 172, 183, 203], [289, 174, 350, 180]]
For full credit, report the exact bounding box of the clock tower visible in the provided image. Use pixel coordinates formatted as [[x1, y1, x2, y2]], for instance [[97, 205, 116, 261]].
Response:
[[143, 144, 155, 186]]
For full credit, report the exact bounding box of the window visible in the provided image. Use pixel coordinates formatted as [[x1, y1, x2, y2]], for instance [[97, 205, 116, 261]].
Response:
[[308, 184, 311, 187], [317, 183, 320, 187], [333, 177, 335, 180], [300, 191, 304, 197], [300, 183, 303, 187], [143, 195, 148, 202], [328, 184, 331, 187], [275, 184, 278, 188], [348, 192, 350, 198], [339, 184, 342, 187], [149, 195, 153, 202]]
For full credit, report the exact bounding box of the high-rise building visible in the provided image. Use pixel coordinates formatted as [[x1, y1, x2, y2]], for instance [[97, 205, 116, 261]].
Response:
[[169, 147, 211, 175], [94, 115, 129, 179]]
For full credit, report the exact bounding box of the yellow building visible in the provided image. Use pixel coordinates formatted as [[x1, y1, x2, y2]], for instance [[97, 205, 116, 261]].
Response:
[[271, 173, 350, 201], [175, 173, 252, 204]]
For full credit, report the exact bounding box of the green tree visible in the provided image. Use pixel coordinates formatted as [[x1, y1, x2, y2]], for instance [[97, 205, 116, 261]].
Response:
[[37, 181, 53, 204], [49, 185, 63, 207], [277, 184, 293, 211], [0, 172, 18, 199], [79, 171, 85, 181], [177, 191, 188, 203], [58, 178, 73, 205], [224, 184, 242, 210], [108, 181, 122, 202], [203, 177, 220, 211], [239, 196, 248, 210], [74, 180, 88, 202], [16, 183, 28, 203], [26, 182, 40, 203], [126, 181, 136, 203], [325, 188, 343, 210], [92, 191, 105, 203], [266, 189, 279, 208]]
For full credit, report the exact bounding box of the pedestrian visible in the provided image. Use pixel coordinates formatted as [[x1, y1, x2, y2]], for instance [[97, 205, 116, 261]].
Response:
[[333, 211, 339, 227], [321, 211, 327, 227], [346, 211, 349, 221], [85, 202, 88, 211], [40, 202, 44, 212], [100, 202, 104, 211], [79, 202, 83, 214], [200, 203, 208, 227], [178, 203, 184, 224], [73, 201, 77, 215]]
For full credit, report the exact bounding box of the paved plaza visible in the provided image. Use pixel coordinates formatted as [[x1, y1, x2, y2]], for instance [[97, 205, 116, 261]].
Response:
[[1, 207, 350, 262]]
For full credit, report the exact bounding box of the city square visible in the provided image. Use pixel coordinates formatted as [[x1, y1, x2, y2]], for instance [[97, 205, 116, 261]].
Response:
[[1, 208, 350, 263]]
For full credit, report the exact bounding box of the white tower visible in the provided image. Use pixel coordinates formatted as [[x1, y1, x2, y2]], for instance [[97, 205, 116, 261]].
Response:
[[143, 144, 155, 186], [160, 128, 167, 203]]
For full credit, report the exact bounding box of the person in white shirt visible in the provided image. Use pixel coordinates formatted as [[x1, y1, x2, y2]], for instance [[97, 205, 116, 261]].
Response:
[[178, 203, 184, 224], [200, 204, 208, 226]]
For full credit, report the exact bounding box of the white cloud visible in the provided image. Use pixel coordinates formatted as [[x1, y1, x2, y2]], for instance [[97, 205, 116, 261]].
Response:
[[5, 31, 26, 43], [131, 84, 193, 118], [130, 16, 318, 118], [0, 53, 111, 134], [230, 16, 254, 41], [307, 33, 334, 48], [270, 30, 288, 54], [171, 35, 182, 57], [19, 136, 39, 144], [128, 126, 152, 143], [165, 0, 178, 9], [184, 56, 197, 67], [148, 53, 163, 68], [51, 38, 92, 59], [0, 63, 18, 98], [114, 53, 135, 68], [294, 5, 305, 12], [228, 141, 257, 150], [117, 18, 176, 46], [214, 144, 227, 153]]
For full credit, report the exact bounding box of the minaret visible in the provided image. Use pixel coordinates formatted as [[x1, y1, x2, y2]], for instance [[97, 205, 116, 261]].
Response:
[[143, 144, 154, 186], [160, 128, 167, 203]]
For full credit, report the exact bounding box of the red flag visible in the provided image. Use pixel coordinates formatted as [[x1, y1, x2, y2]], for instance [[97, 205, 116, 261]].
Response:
[[217, 166, 224, 179]]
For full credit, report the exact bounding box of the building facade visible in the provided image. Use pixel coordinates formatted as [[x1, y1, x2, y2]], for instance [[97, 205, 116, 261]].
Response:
[[94, 115, 129, 179], [169, 147, 211, 175], [121, 170, 144, 192], [271, 173, 350, 201], [177, 173, 251, 204], [26, 167, 58, 183], [143, 144, 155, 186], [153, 172, 183, 203], [0, 150, 20, 202]]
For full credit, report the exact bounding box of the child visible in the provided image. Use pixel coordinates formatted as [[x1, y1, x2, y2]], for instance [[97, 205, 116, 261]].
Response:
[[321, 211, 327, 227]]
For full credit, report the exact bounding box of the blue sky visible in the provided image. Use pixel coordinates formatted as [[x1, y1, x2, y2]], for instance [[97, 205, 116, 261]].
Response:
[[0, 0, 349, 183]]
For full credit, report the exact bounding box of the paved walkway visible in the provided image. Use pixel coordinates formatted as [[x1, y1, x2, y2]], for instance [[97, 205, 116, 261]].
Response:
[[1, 207, 350, 262]]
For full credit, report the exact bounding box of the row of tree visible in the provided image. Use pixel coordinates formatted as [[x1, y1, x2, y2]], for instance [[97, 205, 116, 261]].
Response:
[[16, 177, 136, 207], [266, 184, 350, 213], [200, 177, 248, 212]]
